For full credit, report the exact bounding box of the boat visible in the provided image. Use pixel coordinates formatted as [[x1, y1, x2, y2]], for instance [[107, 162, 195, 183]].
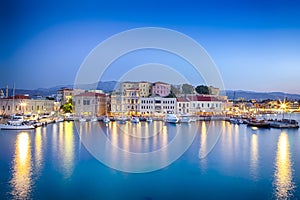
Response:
[[164, 111, 179, 124], [139, 116, 147, 122], [229, 118, 243, 124], [131, 116, 140, 123], [79, 117, 87, 122], [269, 119, 299, 129], [180, 115, 191, 123], [118, 116, 127, 124], [0, 121, 35, 130], [247, 119, 270, 128], [146, 117, 153, 123], [103, 116, 110, 124], [90, 116, 98, 122], [55, 117, 65, 123]]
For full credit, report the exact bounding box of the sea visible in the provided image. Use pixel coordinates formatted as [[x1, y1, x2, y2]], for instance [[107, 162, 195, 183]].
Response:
[[1, 114, 300, 199]]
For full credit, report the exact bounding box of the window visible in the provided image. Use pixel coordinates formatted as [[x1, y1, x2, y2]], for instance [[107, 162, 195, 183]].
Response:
[[179, 103, 181, 107], [2, 106, 4, 110], [8, 106, 10, 111]]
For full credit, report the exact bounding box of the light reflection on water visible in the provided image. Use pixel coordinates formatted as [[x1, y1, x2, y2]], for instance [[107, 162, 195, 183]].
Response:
[[2, 119, 300, 199], [250, 133, 258, 180], [273, 132, 295, 199], [10, 132, 32, 199]]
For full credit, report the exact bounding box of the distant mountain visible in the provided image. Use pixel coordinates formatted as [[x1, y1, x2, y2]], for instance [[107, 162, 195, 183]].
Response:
[[2, 82, 300, 101], [1, 81, 119, 98], [225, 90, 300, 101]]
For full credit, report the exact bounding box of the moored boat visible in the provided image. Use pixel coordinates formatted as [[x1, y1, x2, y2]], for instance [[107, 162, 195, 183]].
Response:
[[180, 115, 191, 123], [0, 122, 35, 130], [103, 116, 110, 123], [247, 119, 270, 128], [131, 116, 140, 123], [269, 119, 299, 129], [164, 111, 179, 124]]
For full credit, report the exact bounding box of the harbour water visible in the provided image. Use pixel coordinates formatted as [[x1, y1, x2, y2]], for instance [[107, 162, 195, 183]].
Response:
[[1, 115, 300, 199]]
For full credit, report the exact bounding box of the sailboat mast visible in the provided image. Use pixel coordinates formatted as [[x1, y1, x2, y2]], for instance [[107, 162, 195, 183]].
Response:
[[12, 83, 15, 115]]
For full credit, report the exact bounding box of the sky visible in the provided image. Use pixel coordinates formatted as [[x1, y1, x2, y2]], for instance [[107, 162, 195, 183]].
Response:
[[1, 0, 300, 93]]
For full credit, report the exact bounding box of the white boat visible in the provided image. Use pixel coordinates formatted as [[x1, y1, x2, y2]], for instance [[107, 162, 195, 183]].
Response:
[[164, 112, 179, 124], [118, 115, 127, 124], [55, 117, 65, 123], [79, 117, 87, 122], [146, 117, 153, 123], [180, 115, 191, 123], [131, 116, 140, 123], [229, 118, 243, 124], [90, 116, 98, 122], [0, 123, 35, 130], [103, 116, 110, 123]]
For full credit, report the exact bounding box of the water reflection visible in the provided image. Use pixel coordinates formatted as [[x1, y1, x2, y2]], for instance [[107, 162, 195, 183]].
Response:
[[59, 122, 75, 178], [34, 127, 43, 176], [273, 132, 295, 199], [250, 134, 258, 180], [10, 132, 32, 199]]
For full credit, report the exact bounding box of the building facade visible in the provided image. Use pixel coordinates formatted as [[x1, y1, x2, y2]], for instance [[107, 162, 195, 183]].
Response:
[[139, 97, 176, 115], [177, 97, 191, 114], [138, 82, 152, 97], [0, 96, 57, 116], [187, 95, 224, 114], [74, 92, 108, 117], [152, 82, 171, 97], [56, 88, 74, 104]]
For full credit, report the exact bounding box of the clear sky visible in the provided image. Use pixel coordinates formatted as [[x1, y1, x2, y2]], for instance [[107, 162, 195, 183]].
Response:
[[1, 0, 300, 93]]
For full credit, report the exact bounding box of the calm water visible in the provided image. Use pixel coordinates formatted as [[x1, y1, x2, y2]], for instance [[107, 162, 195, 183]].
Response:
[[1, 115, 300, 199]]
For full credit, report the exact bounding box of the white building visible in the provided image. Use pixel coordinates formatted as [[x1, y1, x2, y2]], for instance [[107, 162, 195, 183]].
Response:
[[140, 97, 176, 115], [176, 97, 191, 114], [186, 95, 224, 114]]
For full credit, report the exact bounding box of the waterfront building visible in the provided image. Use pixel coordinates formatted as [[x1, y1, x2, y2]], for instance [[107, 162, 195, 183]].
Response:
[[121, 82, 139, 95], [140, 96, 176, 115], [187, 95, 224, 114], [0, 89, 4, 98], [74, 92, 108, 117], [176, 97, 190, 114], [110, 92, 127, 115], [120, 81, 152, 97], [0, 95, 57, 116], [152, 82, 171, 97], [289, 101, 299, 111], [138, 82, 152, 97]]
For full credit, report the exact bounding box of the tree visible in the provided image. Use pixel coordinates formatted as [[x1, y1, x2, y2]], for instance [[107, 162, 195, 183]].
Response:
[[182, 84, 194, 94], [60, 98, 73, 113], [166, 91, 177, 98], [195, 85, 209, 94], [171, 85, 180, 95]]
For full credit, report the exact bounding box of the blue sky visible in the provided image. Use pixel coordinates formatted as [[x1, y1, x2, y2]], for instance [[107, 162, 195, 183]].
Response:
[[1, 0, 300, 93]]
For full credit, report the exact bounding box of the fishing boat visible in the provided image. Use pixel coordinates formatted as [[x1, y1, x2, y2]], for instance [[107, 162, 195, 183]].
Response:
[[247, 119, 270, 128]]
